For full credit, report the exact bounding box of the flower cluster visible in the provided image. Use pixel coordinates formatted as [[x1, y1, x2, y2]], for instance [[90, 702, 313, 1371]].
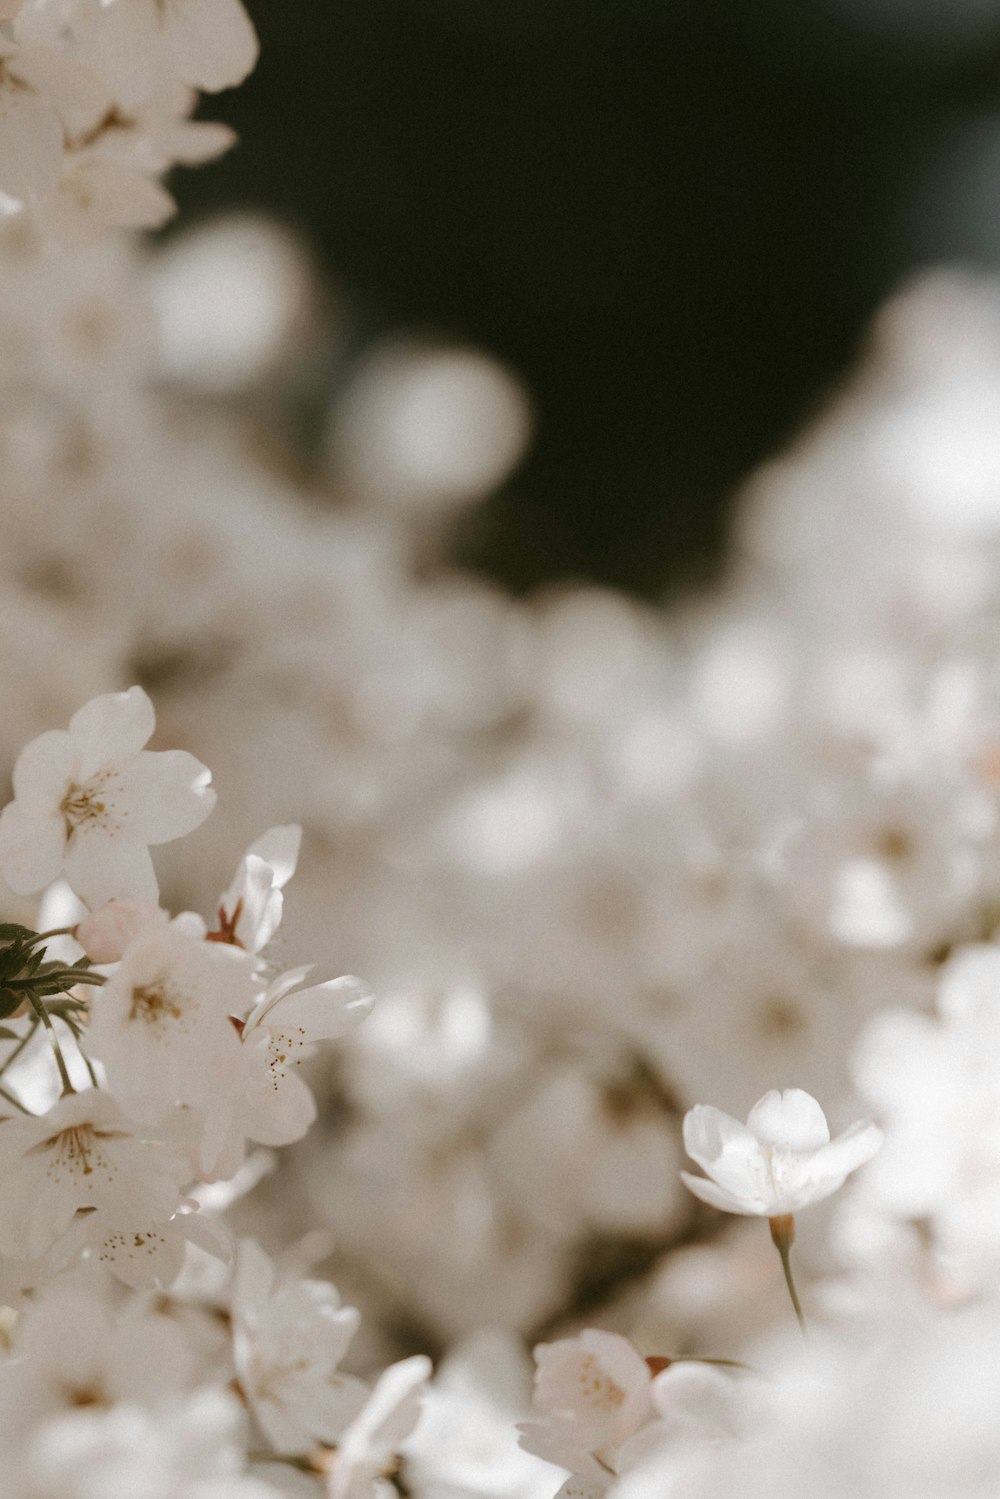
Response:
[[0, 0, 255, 244], [5, 2, 1000, 1494], [0, 687, 427, 1497]]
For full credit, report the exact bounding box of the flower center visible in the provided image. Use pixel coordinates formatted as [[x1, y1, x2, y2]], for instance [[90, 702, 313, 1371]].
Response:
[[576, 1353, 626, 1412], [61, 773, 113, 832], [32, 1123, 120, 1184], [129, 981, 185, 1027]]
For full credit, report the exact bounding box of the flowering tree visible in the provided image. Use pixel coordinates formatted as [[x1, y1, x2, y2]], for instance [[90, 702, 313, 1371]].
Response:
[[3, 2, 1000, 1496]]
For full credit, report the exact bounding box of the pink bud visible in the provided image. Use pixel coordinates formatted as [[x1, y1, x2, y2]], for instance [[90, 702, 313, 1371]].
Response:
[[74, 899, 162, 964]]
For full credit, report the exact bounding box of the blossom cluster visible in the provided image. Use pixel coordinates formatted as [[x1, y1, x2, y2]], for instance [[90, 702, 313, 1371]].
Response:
[[0, 686, 427, 1498], [0, 0, 255, 244]]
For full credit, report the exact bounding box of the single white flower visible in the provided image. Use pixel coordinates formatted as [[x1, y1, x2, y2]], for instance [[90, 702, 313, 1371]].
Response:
[[0, 686, 216, 909], [518, 1330, 653, 1479], [199, 968, 373, 1177], [0, 1281, 196, 1429], [208, 824, 301, 954], [0, 1089, 185, 1261], [232, 1239, 367, 1454], [325, 1355, 432, 1499], [85, 917, 255, 1123], [680, 1088, 883, 1217]]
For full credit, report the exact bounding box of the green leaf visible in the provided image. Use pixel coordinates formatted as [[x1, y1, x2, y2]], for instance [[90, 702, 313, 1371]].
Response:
[[0, 924, 37, 945]]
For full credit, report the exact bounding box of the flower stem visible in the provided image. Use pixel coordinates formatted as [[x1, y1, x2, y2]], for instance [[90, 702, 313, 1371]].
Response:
[[769, 1214, 808, 1341], [0, 1017, 38, 1078], [28, 927, 77, 945], [24, 993, 75, 1096]]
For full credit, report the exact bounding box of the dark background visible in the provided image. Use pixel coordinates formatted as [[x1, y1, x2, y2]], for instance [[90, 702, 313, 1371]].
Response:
[[175, 0, 1000, 596]]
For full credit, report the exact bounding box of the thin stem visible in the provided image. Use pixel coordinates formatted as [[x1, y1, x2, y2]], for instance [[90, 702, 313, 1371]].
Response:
[[25, 993, 74, 1096], [0, 1016, 39, 1078], [0, 1081, 30, 1114], [29, 927, 77, 945], [769, 1214, 808, 1342]]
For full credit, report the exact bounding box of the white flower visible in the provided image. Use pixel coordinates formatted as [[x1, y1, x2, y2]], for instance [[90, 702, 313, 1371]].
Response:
[[85, 917, 255, 1124], [0, 1089, 185, 1261], [78, 0, 258, 106], [325, 1355, 432, 1499], [199, 968, 373, 1176], [232, 1239, 367, 1454], [208, 825, 301, 955], [0, 686, 216, 909], [25, 1389, 278, 1499], [680, 1089, 883, 1217], [0, 1281, 196, 1429], [518, 1330, 653, 1480]]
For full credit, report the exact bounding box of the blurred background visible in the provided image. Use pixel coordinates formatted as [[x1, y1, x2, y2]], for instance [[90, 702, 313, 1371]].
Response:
[[174, 0, 1000, 596]]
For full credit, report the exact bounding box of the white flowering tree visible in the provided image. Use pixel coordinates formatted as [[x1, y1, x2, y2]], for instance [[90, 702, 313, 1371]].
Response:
[[3, 2, 1000, 1497]]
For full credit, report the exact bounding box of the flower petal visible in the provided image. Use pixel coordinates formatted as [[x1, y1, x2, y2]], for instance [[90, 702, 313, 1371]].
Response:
[[679, 1170, 763, 1216], [246, 824, 301, 888], [0, 78, 62, 199], [105, 750, 216, 843], [11, 729, 77, 813], [746, 1089, 830, 1152], [63, 825, 158, 907], [807, 1121, 883, 1188], [0, 803, 67, 894], [164, 0, 259, 92], [68, 686, 154, 781], [257, 975, 374, 1042]]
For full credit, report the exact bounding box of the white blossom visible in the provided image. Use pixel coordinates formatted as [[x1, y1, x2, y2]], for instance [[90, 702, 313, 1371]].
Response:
[[680, 1089, 882, 1217], [232, 1239, 367, 1454], [0, 1089, 185, 1261], [325, 1355, 432, 1499], [85, 916, 254, 1124], [0, 686, 216, 908]]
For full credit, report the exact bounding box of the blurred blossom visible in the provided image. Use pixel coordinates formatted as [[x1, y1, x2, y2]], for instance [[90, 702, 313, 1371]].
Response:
[[150, 213, 322, 394], [329, 340, 533, 513]]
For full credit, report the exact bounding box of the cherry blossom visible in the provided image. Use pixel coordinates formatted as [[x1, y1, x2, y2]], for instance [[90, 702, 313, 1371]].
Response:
[[199, 968, 373, 1177], [0, 686, 216, 908], [325, 1355, 432, 1499], [518, 1330, 653, 1481], [209, 824, 302, 956], [232, 1239, 367, 1454], [0, 1088, 185, 1261], [680, 1089, 883, 1218], [84, 916, 254, 1123]]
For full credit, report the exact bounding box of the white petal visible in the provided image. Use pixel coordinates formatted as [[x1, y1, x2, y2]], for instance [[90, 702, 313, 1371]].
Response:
[[682, 1104, 766, 1198], [164, 0, 259, 91], [53, 161, 176, 242], [98, 1222, 186, 1289], [0, 78, 62, 198], [259, 975, 374, 1042], [746, 1089, 830, 1151], [0, 803, 66, 893], [7, 47, 109, 136], [63, 825, 158, 907], [11, 729, 77, 813], [246, 824, 301, 887], [241, 1065, 317, 1148], [69, 687, 154, 781], [679, 1170, 762, 1216], [808, 1121, 883, 1187], [105, 749, 216, 843]]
